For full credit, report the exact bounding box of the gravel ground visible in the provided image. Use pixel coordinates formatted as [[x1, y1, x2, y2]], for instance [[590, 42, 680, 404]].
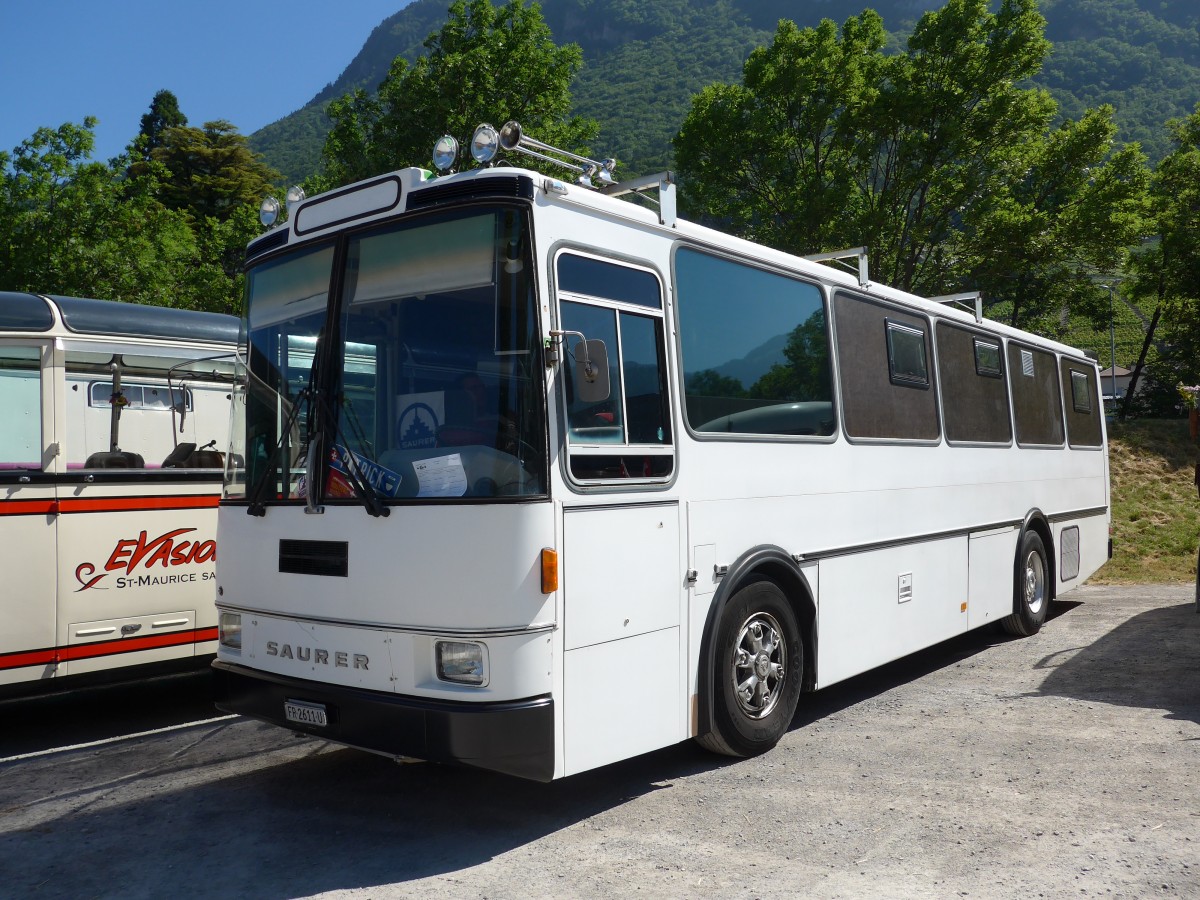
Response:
[[1, 583, 1197, 899]]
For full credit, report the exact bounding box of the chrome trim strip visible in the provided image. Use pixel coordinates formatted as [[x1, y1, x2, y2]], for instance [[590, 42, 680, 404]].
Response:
[[795, 506, 1107, 562], [216, 606, 557, 638]]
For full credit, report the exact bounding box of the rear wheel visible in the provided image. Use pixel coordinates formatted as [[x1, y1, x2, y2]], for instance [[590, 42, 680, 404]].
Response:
[[697, 579, 803, 757], [1002, 530, 1050, 636]]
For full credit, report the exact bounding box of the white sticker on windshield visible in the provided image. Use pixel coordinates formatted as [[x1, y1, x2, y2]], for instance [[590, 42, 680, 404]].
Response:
[[413, 454, 468, 498]]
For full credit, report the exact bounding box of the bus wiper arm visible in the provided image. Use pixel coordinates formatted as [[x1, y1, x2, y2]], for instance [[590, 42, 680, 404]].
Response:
[[247, 387, 310, 517], [331, 411, 390, 519]]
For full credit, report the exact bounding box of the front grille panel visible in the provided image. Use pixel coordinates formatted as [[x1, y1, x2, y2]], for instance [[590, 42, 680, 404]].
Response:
[[279, 539, 349, 577]]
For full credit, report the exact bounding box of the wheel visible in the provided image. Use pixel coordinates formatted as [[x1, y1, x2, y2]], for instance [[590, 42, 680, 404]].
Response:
[[697, 578, 803, 757], [1002, 530, 1050, 636]]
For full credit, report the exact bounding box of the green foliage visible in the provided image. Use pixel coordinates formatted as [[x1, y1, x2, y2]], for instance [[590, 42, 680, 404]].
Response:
[[252, 0, 1200, 185], [137, 89, 188, 158], [0, 115, 265, 315], [675, 0, 1150, 330], [153, 120, 280, 221], [320, 0, 597, 188], [1113, 104, 1200, 414]]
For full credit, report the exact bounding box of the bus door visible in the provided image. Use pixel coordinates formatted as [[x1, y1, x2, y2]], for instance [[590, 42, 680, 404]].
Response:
[[53, 348, 222, 678], [553, 253, 683, 774], [0, 341, 59, 687]]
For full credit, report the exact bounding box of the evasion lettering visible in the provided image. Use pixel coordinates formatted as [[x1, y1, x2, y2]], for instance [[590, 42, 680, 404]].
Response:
[[74, 528, 217, 591]]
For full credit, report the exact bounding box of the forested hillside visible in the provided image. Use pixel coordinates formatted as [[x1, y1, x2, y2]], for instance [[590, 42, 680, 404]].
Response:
[[251, 0, 1200, 182]]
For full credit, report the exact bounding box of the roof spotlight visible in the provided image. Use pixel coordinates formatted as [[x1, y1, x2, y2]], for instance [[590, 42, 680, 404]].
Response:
[[471, 123, 500, 165], [259, 196, 281, 228], [285, 185, 306, 213], [433, 135, 459, 172]]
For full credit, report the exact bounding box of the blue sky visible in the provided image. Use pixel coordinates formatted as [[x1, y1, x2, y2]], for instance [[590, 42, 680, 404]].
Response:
[[1, 1, 409, 164]]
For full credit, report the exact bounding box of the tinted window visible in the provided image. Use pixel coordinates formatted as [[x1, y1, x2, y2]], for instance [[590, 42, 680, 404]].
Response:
[[558, 253, 662, 308], [1008, 343, 1064, 446], [835, 292, 939, 441], [936, 323, 1012, 444], [886, 321, 929, 386], [1061, 359, 1103, 448], [676, 248, 834, 437], [558, 254, 672, 483]]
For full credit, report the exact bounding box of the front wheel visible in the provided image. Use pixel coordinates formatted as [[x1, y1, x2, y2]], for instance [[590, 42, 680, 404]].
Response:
[[697, 579, 803, 757], [1002, 530, 1050, 636]]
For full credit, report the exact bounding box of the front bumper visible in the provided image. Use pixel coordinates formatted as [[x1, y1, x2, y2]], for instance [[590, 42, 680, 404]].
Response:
[[212, 659, 554, 781]]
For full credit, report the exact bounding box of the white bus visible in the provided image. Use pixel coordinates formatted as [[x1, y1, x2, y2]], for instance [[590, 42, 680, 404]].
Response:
[[0, 293, 238, 696], [213, 124, 1109, 781]]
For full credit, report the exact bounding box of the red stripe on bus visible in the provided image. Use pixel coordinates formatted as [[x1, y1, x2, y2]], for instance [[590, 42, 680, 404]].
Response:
[[58, 496, 220, 513], [0, 500, 59, 516], [0, 496, 219, 517], [0, 627, 219, 671]]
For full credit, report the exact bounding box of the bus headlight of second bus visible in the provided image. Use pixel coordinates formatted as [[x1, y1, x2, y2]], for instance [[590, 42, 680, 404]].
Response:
[[435, 640, 488, 686], [219, 612, 242, 651]]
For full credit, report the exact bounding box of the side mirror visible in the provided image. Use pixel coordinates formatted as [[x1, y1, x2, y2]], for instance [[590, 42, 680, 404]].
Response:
[[574, 339, 611, 404]]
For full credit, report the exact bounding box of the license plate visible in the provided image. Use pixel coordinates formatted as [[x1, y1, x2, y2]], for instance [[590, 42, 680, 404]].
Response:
[[284, 699, 328, 727]]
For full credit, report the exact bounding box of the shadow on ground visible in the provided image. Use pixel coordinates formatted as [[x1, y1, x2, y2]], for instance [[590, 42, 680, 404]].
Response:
[[1034, 597, 1200, 727]]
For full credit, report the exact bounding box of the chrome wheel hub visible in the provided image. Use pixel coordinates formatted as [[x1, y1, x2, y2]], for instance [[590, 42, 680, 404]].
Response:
[[732, 612, 786, 719]]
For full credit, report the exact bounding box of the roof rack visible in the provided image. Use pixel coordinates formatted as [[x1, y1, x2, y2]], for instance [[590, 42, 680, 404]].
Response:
[[804, 247, 869, 288], [930, 291, 983, 323], [600, 171, 677, 228]]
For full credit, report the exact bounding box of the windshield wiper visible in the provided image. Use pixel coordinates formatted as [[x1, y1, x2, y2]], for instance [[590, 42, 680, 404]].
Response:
[[246, 386, 311, 517], [327, 392, 389, 518]]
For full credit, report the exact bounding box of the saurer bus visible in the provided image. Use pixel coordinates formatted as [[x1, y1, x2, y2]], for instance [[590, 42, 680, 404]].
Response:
[[0, 293, 237, 695], [212, 123, 1109, 780]]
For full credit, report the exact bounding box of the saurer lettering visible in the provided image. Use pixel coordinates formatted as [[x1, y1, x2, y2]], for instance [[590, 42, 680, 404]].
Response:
[[265, 641, 369, 669]]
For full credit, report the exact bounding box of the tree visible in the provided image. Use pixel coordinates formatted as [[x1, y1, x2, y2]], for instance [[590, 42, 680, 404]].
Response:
[[0, 118, 252, 314], [1122, 105, 1200, 415], [674, 0, 1150, 329], [138, 89, 188, 158], [320, 0, 597, 188], [152, 120, 280, 221]]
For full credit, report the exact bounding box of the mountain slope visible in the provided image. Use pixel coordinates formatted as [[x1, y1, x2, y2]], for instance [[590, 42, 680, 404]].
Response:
[[251, 0, 1200, 183]]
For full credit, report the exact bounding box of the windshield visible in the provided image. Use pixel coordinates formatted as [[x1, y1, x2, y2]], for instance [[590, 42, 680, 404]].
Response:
[[226, 206, 546, 504]]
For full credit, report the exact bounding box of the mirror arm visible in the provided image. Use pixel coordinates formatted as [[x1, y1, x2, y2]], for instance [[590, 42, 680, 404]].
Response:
[[548, 329, 593, 376]]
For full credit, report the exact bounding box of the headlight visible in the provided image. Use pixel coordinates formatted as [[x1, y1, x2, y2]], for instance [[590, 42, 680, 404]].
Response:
[[435, 640, 488, 686], [219, 612, 242, 651]]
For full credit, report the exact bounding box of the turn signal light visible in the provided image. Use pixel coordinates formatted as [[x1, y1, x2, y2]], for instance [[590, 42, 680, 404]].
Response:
[[541, 548, 558, 594]]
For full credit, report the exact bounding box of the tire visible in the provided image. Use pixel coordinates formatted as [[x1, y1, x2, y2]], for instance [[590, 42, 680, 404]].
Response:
[[1002, 530, 1050, 636], [696, 578, 803, 757]]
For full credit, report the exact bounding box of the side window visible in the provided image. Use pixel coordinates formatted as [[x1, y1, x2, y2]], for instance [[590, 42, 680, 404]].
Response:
[[1061, 359, 1103, 448], [0, 346, 43, 472], [675, 248, 834, 437], [935, 323, 1012, 445], [558, 253, 672, 483], [1008, 342, 1064, 447], [835, 292, 939, 441], [886, 321, 929, 386]]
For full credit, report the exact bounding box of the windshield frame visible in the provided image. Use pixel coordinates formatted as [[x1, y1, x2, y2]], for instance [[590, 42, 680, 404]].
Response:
[[227, 201, 548, 509]]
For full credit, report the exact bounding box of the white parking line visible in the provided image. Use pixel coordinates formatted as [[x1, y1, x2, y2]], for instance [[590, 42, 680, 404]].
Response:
[[0, 714, 238, 764]]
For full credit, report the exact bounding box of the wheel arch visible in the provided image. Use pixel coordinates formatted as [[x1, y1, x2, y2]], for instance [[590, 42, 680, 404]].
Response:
[[695, 545, 816, 740]]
